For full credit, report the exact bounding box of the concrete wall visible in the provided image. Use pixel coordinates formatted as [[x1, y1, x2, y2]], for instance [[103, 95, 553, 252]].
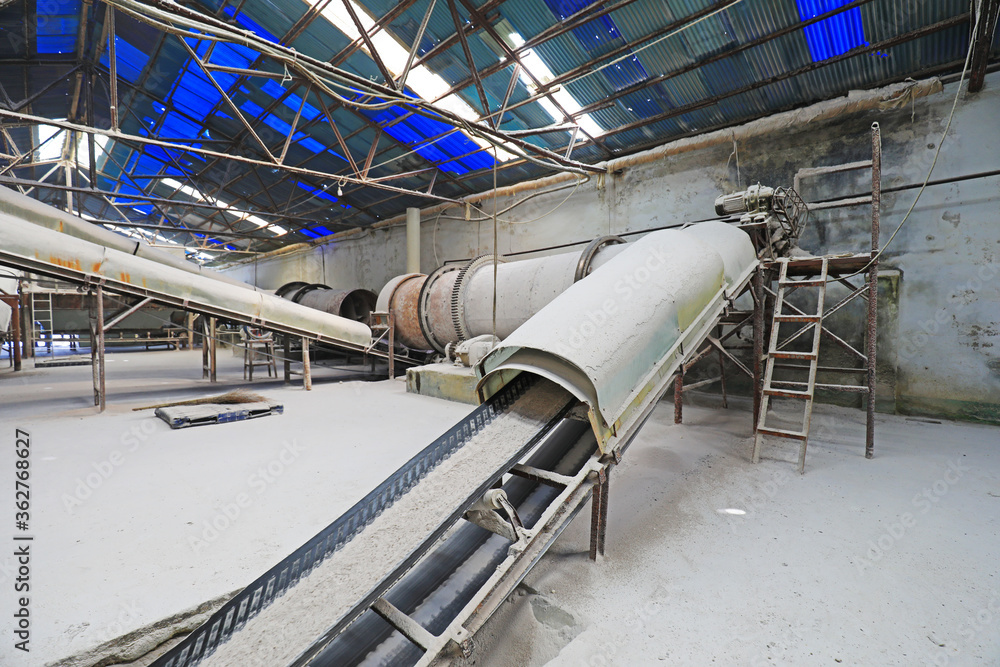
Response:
[[224, 73, 1000, 424]]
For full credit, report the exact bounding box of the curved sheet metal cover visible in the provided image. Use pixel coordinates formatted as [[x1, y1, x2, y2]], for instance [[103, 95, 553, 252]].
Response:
[[477, 224, 755, 445]]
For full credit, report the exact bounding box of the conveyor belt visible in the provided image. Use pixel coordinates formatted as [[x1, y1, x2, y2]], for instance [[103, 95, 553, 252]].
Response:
[[309, 417, 596, 666], [152, 374, 574, 667]]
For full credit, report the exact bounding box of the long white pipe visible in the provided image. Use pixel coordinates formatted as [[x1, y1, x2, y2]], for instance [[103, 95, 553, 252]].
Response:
[[0, 211, 372, 349], [0, 185, 253, 289]]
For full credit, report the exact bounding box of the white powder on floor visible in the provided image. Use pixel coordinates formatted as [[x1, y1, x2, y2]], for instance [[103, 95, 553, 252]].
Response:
[[201, 379, 572, 667]]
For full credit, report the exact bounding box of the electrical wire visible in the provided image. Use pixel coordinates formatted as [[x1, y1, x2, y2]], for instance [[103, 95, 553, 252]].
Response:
[[491, 147, 498, 341], [844, 0, 984, 279], [105, 0, 597, 177], [438, 176, 587, 226]]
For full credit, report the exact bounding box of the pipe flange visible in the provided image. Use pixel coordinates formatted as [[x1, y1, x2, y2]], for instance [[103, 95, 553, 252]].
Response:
[[376, 273, 424, 313], [452, 254, 507, 343], [289, 283, 330, 304], [418, 263, 463, 354], [574, 235, 625, 281], [274, 281, 310, 299]]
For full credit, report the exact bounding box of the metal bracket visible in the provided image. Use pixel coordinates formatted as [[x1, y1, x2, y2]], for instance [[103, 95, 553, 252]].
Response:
[[371, 597, 436, 651], [463, 489, 525, 543]]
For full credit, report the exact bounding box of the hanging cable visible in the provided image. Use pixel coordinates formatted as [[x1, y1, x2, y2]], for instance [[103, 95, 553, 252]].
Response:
[[491, 146, 499, 342], [844, 0, 984, 279]]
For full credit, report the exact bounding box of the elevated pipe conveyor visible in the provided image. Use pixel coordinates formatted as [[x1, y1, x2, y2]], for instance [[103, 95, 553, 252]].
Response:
[[0, 184, 255, 289], [377, 235, 629, 352], [275, 281, 377, 324], [0, 210, 372, 350], [477, 221, 759, 454]]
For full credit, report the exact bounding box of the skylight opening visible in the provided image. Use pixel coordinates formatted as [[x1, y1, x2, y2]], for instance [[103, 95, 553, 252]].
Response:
[[312, 0, 517, 161], [508, 32, 604, 139], [161, 177, 287, 236], [76, 133, 111, 169], [36, 123, 66, 162]]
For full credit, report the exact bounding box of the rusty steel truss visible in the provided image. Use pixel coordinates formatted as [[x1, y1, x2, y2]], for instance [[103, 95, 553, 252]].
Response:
[[0, 0, 992, 262]]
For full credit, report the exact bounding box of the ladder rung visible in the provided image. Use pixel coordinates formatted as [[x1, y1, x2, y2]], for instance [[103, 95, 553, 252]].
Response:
[[779, 278, 826, 286], [756, 426, 808, 441], [773, 314, 821, 323], [763, 387, 812, 399], [770, 351, 818, 361]]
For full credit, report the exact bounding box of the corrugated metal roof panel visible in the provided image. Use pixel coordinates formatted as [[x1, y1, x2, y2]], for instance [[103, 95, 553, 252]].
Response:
[[0, 0, 984, 252]]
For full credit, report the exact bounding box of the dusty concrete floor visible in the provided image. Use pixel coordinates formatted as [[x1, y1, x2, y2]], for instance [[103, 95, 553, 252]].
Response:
[[0, 349, 471, 667], [467, 394, 1000, 667], [2, 347, 997, 666]]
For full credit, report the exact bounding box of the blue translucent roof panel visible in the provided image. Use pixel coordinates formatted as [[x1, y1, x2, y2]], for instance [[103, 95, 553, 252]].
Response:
[[223, 6, 280, 44], [36, 0, 80, 54], [796, 0, 867, 61], [99, 38, 149, 84]]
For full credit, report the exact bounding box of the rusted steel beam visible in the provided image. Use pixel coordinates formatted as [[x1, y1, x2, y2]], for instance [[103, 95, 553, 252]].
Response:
[[429, 0, 646, 104], [107, 6, 119, 132], [588, 467, 608, 560], [96, 285, 107, 411], [969, 0, 1000, 92], [279, 84, 311, 164], [752, 265, 765, 432], [866, 122, 880, 459], [302, 336, 313, 390], [180, 39, 277, 163], [341, 0, 397, 89], [398, 0, 437, 90], [673, 372, 683, 424], [209, 317, 217, 383], [447, 0, 493, 124]]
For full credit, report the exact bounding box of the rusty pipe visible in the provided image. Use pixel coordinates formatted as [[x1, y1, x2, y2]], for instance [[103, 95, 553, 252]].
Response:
[[275, 282, 377, 324], [377, 236, 627, 353]]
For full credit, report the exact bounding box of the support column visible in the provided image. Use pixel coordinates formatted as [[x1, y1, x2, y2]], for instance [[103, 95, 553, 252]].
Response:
[[589, 467, 609, 560], [21, 291, 32, 359], [406, 207, 420, 274], [718, 326, 729, 409], [201, 319, 209, 379], [90, 286, 106, 412], [302, 337, 312, 391], [752, 265, 765, 432], [1, 295, 21, 372], [184, 312, 194, 350], [209, 317, 217, 383], [673, 372, 683, 424], [283, 335, 291, 384], [866, 123, 881, 460], [387, 311, 395, 380]]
